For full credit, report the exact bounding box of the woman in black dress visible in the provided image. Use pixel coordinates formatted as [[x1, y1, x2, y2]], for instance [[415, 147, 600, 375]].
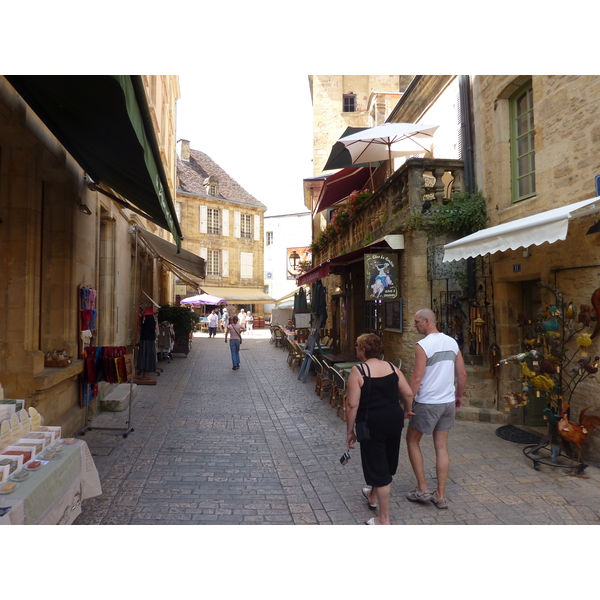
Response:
[[346, 333, 414, 525]]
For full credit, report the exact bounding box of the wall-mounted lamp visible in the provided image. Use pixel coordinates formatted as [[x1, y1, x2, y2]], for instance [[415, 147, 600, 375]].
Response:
[[334, 286, 342, 293], [77, 199, 92, 215], [586, 220, 600, 235]]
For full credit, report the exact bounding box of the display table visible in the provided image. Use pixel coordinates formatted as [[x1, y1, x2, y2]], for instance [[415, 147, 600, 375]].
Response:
[[0, 439, 102, 525]]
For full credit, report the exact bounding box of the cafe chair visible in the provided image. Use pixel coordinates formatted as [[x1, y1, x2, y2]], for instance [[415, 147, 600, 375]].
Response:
[[273, 327, 285, 348], [311, 354, 331, 399], [331, 368, 348, 421], [327, 364, 340, 408], [289, 342, 304, 373]]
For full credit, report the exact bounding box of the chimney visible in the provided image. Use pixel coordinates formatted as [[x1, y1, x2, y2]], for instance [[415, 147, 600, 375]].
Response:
[[177, 139, 190, 162]]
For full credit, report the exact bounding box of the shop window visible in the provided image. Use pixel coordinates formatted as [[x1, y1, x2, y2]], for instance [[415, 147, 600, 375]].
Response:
[[510, 80, 536, 202]]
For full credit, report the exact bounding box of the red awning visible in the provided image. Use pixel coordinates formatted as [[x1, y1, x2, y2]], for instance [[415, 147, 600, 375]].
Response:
[[314, 167, 372, 214], [296, 262, 330, 286]]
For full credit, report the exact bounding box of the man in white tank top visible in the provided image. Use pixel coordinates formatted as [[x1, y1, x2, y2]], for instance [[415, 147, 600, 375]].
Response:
[[406, 308, 466, 510]]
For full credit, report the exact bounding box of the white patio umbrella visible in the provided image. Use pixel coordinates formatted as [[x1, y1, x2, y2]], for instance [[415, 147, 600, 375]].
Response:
[[336, 122, 439, 176]]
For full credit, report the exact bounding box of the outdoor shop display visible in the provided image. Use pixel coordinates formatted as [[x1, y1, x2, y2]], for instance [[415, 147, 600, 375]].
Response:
[[497, 282, 600, 473], [0, 406, 101, 524]]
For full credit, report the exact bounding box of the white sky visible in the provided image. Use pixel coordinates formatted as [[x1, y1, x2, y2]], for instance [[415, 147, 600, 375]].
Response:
[[176, 72, 314, 217]]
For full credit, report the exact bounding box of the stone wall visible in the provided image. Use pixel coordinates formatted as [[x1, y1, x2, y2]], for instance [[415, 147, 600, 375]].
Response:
[[472, 75, 600, 459]]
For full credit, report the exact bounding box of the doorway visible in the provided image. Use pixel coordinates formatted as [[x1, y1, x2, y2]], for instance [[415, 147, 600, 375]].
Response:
[[520, 279, 546, 427]]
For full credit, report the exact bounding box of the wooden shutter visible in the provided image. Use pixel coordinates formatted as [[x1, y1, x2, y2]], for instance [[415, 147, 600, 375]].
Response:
[[240, 252, 253, 279], [233, 211, 241, 238], [222, 209, 229, 237], [199, 205, 207, 233], [253, 214, 260, 241], [222, 250, 229, 277]]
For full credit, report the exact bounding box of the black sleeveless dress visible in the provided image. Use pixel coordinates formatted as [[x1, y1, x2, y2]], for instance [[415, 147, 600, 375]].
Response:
[[356, 362, 404, 488]]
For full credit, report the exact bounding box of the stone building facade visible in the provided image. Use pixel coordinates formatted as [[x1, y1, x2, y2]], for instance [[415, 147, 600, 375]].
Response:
[[467, 75, 600, 460], [176, 140, 272, 315], [0, 75, 185, 435]]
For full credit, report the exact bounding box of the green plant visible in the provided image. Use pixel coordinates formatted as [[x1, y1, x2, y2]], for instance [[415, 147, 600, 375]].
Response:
[[402, 191, 487, 239], [158, 304, 198, 337], [428, 190, 487, 237], [310, 190, 372, 252]]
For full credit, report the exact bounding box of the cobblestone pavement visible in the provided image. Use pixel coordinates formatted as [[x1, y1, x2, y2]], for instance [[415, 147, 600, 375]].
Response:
[[74, 328, 600, 525]]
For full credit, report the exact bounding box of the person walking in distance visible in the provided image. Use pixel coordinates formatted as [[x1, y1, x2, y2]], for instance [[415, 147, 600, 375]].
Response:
[[246, 312, 254, 335], [225, 315, 244, 370], [207, 309, 219, 338], [406, 308, 466, 509]]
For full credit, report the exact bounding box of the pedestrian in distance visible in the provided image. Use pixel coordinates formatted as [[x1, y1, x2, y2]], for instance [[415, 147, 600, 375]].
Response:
[[207, 309, 219, 338], [238, 309, 247, 329], [221, 307, 229, 331], [246, 311, 254, 335], [225, 315, 245, 370], [346, 333, 414, 525], [406, 308, 467, 510]]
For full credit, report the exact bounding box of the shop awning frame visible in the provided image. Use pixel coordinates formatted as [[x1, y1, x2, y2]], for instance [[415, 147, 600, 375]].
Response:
[[200, 286, 275, 303], [136, 226, 205, 280], [5, 75, 183, 248], [442, 196, 600, 262]]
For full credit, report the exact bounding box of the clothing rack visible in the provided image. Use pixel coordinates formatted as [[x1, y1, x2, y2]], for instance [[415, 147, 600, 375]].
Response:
[[76, 226, 142, 438]]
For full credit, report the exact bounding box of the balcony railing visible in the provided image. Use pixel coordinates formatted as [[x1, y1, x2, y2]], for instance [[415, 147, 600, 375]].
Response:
[[313, 158, 465, 264]]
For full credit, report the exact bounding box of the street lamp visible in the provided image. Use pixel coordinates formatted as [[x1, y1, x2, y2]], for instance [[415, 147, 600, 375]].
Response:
[[289, 250, 300, 273]]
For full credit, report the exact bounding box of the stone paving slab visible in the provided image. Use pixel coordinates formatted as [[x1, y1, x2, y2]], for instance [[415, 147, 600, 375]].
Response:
[[74, 328, 600, 525]]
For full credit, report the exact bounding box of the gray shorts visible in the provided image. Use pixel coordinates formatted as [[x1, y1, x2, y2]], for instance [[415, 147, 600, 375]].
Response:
[[409, 401, 455, 435]]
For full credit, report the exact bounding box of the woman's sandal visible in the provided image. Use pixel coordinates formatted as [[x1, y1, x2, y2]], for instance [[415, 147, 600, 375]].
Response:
[[361, 486, 377, 509], [365, 517, 376, 525], [406, 488, 433, 503]]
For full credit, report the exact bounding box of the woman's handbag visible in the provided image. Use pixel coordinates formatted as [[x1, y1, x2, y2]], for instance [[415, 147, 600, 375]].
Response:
[[355, 363, 371, 442]]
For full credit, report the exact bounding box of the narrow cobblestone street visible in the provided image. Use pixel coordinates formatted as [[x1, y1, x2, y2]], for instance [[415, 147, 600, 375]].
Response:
[[74, 329, 600, 526]]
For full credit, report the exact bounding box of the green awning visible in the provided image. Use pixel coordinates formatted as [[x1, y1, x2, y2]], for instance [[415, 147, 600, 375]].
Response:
[[5, 75, 182, 248]]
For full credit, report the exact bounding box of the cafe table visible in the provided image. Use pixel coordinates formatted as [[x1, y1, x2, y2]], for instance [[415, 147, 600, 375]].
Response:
[[0, 439, 102, 525]]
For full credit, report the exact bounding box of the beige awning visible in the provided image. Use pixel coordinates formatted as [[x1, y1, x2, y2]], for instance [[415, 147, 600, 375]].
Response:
[[136, 227, 205, 279], [200, 286, 275, 303], [443, 196, 600, 262]]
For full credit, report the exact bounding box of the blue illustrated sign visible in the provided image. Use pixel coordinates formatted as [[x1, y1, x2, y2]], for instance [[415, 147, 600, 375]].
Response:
[[364, 253, 399, 300]]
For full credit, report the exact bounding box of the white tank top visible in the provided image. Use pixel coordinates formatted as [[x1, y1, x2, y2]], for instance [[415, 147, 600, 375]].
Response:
[[416, 333, 458, 404]]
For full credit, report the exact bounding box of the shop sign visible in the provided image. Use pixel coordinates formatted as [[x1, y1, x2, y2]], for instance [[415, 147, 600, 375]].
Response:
[[364, 253, 399, 300]]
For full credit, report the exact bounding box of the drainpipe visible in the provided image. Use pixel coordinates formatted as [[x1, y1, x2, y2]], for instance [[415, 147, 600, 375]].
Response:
[[459, 75, 477, 354]]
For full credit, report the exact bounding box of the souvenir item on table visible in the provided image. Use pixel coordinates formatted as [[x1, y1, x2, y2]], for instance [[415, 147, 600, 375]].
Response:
[[50, 443, 65, 453], [36, 426, 61, 441], [15, 439, 44, 454], [0, 420, 11, 450], [19, 409, 32, 434], [0, 481, 18, 494], [25, 460, 43, 471], [0, 453, 24, 471], [0, 405, 14, 421], [28, 407, 43, 430], [3, 445, 36, 462], [41, 449, 61, 461], [10, 469, 30, 482], [63, 438, 75, 445], [0, 457, 19, 474], [9, 415, 22, 444]]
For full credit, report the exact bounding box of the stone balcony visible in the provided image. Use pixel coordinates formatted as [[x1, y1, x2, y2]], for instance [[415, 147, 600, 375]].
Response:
[[313, 158, 465, 264]]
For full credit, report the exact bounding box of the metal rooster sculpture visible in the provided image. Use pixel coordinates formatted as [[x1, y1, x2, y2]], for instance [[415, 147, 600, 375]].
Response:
[[557, 403, 600, 463]]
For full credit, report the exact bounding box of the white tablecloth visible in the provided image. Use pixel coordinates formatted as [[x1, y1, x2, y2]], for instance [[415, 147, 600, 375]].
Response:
[[0, 439, 102, 525]]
